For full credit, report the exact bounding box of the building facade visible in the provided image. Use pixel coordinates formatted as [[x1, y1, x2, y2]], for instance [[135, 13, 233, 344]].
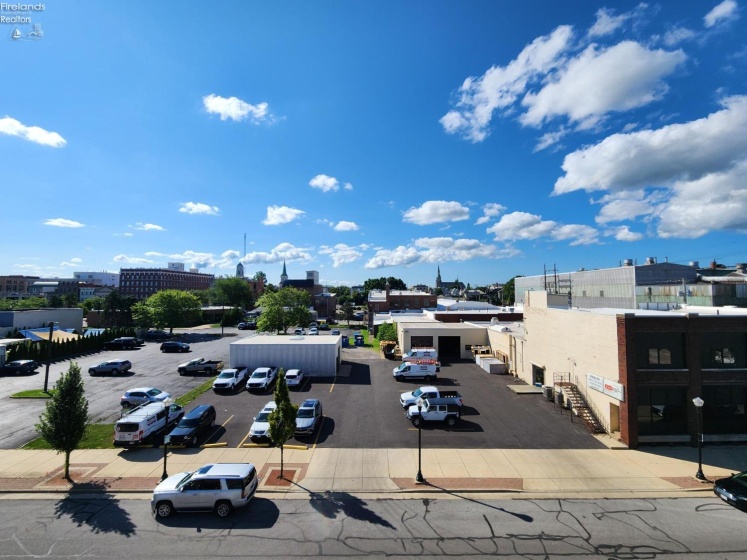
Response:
[[0, 275, 39, 299], [119, 268, 214, 300]]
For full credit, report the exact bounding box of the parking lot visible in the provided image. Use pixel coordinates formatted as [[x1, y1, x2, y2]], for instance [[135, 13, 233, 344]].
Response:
[[1, 326, 604, 450]]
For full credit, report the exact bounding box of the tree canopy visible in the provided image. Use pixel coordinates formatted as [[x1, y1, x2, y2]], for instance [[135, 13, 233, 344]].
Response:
[[502, 276, 523, 305], [212, 276, 254, 309], [132, 289, 203, 332], [363, 277, 406, 291], [256, 287, 311, 333], [376, 322, 397, 342], [268, 369, 297, 479], [35, 362, 89, 479]]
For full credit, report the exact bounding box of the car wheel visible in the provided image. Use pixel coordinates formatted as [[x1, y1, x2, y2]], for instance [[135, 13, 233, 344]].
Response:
[[446, 416, 457, 427], [178, 370, 185, 376], [112, 369, 119, 376], [424, 375, 433, 382], [210, 418, 215, 428], [412, 417, 422, 427], [215, 501, 232, 518], [190, 435, 198, 447], [395, 375, 403, 382], [155, 501, 173, 518], [88, 370, 95, 376], [205, 368, 213, 375]]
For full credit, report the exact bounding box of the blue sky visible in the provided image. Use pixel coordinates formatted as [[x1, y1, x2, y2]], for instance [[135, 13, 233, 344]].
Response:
[[2, 1, 746, 288]]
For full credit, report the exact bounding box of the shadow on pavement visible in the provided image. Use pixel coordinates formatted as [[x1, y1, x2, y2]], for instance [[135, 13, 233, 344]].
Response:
[[154, 497, 279, 529], [55, 485, 137, 536], [293, 483, 394, 529], [418, 491, 533, 522]]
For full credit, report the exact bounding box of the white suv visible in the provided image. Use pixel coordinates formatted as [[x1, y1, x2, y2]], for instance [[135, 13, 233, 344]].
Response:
[[249, 401, 276, 442], [151, 463, 259, 518]]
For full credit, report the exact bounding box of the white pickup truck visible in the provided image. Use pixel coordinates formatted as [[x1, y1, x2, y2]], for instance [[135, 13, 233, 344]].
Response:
[[392, 360, 439, 382], [400, 386, 463, 408], [405, 397, 462, 427]]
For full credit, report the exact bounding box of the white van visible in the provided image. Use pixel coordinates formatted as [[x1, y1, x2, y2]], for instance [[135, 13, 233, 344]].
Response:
[[402, 348, 438, 362], [114, 402, 184, 447], [392, 361, 439, 382]]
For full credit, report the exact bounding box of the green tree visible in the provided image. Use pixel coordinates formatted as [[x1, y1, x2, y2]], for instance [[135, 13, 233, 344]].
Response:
[[80, 296, 105, 314], [213, 276, 254, 309], [35, 362, 89, 480], [253, 271, 267, 284], [363, 277, 406, 291], [329, 286, 352, 305], [48, 294, 63, 308], [62, 293, 78, 308], [136, 290, 203, 333], [256, 287, 311, 333], [267, 369, 298, 479], [341, 301, 355, 326], [376, 322, 397, 342], [502, 276, 523, 305]]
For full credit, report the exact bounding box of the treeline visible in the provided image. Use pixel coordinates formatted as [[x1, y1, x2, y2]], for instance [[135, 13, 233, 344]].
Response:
[[4, 327, 140, 363]]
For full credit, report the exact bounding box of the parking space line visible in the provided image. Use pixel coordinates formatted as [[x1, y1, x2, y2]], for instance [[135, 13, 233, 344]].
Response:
[[237, 430, 252, 448], [311, 417, 325, 449], [329, 377, 336, 393]]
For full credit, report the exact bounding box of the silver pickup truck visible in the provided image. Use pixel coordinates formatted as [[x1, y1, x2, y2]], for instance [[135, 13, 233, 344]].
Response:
[[177, 358, 224, 376]]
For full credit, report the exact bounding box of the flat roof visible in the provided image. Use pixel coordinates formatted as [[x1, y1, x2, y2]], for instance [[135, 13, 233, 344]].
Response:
[[231, 334, 341, 346], [398, 321, 484, 330]]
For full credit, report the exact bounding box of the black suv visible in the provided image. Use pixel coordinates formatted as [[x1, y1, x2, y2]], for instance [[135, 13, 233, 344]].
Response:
[[104, 337, 141, 350], [160, 341, 190, 353], [145, 330, 172, 341], [167, 405, 217, 447]]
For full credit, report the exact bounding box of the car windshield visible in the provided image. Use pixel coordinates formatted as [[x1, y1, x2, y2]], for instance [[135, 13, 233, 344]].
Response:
[[218, 371, 234, 379], [413, 389, 423, 398], [297, 409, 315, 418], [178, 418, 200, 428], [175, 471, 195, 488], [252, 371, 267, 379], [146, 389, 163, 397], [256, 412, 271, 422]]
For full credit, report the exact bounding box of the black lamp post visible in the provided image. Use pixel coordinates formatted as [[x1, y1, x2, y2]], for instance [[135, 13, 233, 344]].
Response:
[[693, 397, 706, 480], [416, 402, 425, 484], [43, 321, 56, 393], [161, 434, 171, 481]]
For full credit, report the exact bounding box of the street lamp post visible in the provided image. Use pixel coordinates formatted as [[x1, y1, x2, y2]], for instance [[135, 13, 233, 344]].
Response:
[[416, 402, 425, 484], [161, 434, 171, 481], [693, 397, 706, 481], [43, 321, 56, 393]]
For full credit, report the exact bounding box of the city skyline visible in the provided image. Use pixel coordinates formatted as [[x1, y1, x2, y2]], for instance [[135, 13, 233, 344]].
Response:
[[2, 1, 746, 287]]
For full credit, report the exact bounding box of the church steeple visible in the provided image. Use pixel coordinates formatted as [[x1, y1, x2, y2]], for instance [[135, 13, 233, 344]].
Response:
[[280, 260, 288, 285], [436, 265, 442, 292]]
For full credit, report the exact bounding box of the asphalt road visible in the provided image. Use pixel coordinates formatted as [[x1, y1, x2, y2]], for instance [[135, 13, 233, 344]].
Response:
[[2, 325, 602, 450], [0, 496, 743, 558]]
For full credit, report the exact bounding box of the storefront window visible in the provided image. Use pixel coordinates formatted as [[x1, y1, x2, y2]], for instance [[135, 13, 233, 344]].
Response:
[[702, 386, 747, 434], [637, 387, 687, 435]]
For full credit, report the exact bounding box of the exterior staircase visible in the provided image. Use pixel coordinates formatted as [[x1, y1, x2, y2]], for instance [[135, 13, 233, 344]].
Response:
[[553, 373, 606, 435]]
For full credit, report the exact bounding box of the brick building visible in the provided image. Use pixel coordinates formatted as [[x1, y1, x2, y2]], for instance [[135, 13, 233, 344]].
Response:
[[119, 268, 214, 300]]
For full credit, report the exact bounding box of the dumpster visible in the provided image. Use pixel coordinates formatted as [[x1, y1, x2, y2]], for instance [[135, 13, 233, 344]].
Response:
[[354, 334, 364, 346], [341, 335, 349, 348]]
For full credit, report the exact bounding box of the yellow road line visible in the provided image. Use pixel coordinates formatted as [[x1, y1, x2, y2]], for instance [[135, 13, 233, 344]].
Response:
[[222, 414, 234, 426], [329, 377, 336, 393], [311, 417, 325, 449], [237, 430, 252, 448]]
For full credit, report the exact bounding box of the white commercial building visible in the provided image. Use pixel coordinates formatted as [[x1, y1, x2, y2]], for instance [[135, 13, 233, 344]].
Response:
[[229, 334, 341, 377]]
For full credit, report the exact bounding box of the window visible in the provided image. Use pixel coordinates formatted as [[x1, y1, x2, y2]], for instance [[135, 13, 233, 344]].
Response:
[[702, 386, 747, 434], [713, 348, 736, 366], [648, 348, 671, 365], [637, 387, 687, 436], [600, 290, 604, 297]]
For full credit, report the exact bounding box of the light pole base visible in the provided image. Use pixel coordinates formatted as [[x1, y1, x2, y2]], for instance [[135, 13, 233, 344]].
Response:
[[695, 469, 707, 481], [415, 472, 426, 484]]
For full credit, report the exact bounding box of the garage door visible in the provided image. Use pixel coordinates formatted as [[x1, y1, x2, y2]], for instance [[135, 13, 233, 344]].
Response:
[[438, 336, 461, 360]]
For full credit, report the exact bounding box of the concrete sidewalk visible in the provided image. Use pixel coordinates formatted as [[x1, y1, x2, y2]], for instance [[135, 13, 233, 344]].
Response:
[[0, 437, 743, 500]]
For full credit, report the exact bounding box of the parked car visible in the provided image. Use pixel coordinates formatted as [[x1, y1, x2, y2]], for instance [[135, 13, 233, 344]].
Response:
[[237, 322, 256, 330], [114, 402, 184, 447], [400, 386, 463, 408], [160, 341, 190, 353], [177, 358, 224, 376], [151, 463, 259, 518], [331, 329, 341, 335], [246, 367, 278, 392], [212, 368, 248, 392], [714, 471, 747, 511], [0, 360, 38, 374], [285, 369, 305, 389], [392, 360, 439, 382], [249, 401, 276, 441], [294, 399, 323, 436], [406, 397, 461, 427], [167, 405, 217, 447], [89, 359, 132, 376], [103, 337, 142, 350], [121, 387, 172, 408], [294, 328, 306, 335], [145, 330, 172, 341], [308, 327, 319, 335]]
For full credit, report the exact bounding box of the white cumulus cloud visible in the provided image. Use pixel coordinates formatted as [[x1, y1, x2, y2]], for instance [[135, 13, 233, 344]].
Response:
[[243, 243, 312, 264], [704, 0, 738, 28], [520, 41, 686, 130], [0, 116, 66, 147], [44, 218, 84, 228], [587, 7, 632, 37], [202, 94, 272, 123], [113, 254, 154, 265], [309, 174, 339, 192], [554, 95, 747, 195], [474, 202, 506, 225], [179, 202, 220, 215], [364, 237, 505, 269], [333, 221, 359, 231], [318, 244, 364, 267], [263, 205, 305, 226], [403, 201, 470, 225], [486, 211, 599, 246], [605, 225, 644, 242], [133, 222, 166, 231], [60, 257, 82, 267]]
